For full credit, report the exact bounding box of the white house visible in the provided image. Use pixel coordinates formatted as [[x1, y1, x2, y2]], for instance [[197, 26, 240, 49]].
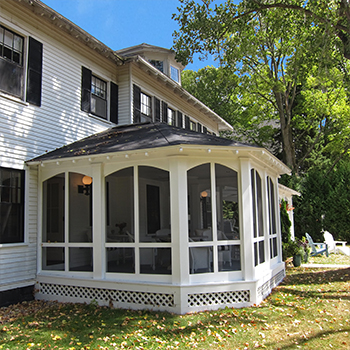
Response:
[[0, 0, 290, 313]]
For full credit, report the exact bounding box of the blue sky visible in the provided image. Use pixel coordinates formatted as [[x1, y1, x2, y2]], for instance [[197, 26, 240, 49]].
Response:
[[41, 0, 217, 71]]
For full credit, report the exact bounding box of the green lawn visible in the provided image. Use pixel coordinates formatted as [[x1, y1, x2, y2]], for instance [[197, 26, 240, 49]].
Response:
[[308, 252, 350, 265], [1, 266, 349, 349]]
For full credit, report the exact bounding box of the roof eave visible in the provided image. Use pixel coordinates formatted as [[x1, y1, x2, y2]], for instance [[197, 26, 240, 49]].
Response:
[[12, 0, 125, 65]]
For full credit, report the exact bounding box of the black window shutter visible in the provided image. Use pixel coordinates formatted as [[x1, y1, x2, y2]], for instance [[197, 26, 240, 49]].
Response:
[[197, 122, 202, 133], [162, 101, 168, 123], [154, 97, 161, 122], [177, 111, 183, 128], [110, 82, 118, 124], [81, 66, 92, 113], [133, 84, 141, 123], [26, 37, 43, 106], [185, 116, 190, 130]]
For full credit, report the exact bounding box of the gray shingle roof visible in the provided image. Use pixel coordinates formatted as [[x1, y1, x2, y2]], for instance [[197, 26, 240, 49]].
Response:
[[28, 122, 257, 163]]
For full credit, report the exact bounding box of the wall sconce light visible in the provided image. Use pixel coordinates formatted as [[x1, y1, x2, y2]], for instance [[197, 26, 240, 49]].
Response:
[[78, 175, 92, 195], [200, 190, 208, 198]]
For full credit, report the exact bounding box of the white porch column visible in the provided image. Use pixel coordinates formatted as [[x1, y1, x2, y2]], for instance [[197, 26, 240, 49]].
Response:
[[170, 157, 189, 286], [91, 163, 104, 280], [239, 158, 255, 281]]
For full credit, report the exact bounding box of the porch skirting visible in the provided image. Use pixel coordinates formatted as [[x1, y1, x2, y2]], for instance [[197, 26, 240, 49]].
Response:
[[35, 264, 285, 314]]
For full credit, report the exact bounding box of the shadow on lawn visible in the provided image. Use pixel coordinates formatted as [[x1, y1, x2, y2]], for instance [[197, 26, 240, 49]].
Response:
[[265, 327, 350, 349], [282, 267, 350, 285]]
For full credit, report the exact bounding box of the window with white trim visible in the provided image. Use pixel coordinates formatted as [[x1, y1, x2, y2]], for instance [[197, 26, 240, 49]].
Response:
[[0, 25, 43, 106], [81, 67, 118, 122], [91, 75, 107, 118], [141, 91, 152, 121], [170, 65, 179, 83], [167, 107, 176, 125], [0, 166, 25, 244]]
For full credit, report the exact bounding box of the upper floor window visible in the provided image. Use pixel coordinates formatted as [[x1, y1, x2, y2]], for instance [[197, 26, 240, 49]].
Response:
[[0, 25, 42, 106], [91, 75, 107, 118], [170, 66, 179, 83], [141, 91, 152, 121], [0, 167, 25, 244], [81, 66, 118, 123], [168, 107, 176, 125], [0, 25, 23, 65], [149, 60, 163, 72]]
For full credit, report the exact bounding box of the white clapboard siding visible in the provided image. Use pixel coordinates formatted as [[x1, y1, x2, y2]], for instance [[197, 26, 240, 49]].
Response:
[[0, 9, 117, 293], [117, 66, 132, 125]]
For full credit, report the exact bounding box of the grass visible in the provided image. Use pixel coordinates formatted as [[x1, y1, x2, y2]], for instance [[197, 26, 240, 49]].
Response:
[[308, 252, 350, 265], [0, 266, 349, 349]]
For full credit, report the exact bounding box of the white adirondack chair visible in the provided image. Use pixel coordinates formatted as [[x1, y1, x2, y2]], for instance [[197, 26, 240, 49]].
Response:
[[323, 231, 348, 255]]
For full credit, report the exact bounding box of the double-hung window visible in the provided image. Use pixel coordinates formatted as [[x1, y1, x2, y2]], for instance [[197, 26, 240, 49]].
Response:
[[91, 75, 107, 118], [168, 107, 176, 125], [81, 66, 118, 123], [0, 25, 23, 98], [140, 91, 152, 121], [0, 167, 25, 244], [0, 25, 42, 106]]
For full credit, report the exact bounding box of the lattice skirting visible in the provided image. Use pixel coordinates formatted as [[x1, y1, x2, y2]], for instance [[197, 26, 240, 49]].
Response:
[[188, 290, 250, 307], [38, 283, 175, 308], [257, 269, 285, 298]]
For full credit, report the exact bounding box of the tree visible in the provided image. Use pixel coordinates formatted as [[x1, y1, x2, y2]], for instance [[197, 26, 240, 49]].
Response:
[[238, 1, 350, 61], [173, 0, 350, 172]]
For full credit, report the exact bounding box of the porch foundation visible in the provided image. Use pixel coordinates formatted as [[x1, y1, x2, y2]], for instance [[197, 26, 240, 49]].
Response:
[[35, 263, 285, 314]]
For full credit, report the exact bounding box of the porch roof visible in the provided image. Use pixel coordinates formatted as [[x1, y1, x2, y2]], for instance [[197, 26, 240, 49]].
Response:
[[26, 122, 290, 174], [27, 122, 254, 161]]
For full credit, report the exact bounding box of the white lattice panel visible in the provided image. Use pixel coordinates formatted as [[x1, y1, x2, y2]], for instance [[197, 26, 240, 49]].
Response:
[[188, 290, 250, 307], [39, 283, 174, 307], [257, 269, 285, 297]]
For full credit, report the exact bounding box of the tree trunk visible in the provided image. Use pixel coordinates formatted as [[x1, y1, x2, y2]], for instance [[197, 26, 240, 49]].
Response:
[[274, 91, 297, 171]]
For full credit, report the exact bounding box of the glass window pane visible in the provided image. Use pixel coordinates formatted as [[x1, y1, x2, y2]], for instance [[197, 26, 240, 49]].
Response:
[[69, 247, 93, 272], [4, 30, 13, 47], [259, 241, 265, 264], [189, 247, 212, 274], [0, 28, 4, 43], [171, 66, 179, 82], [13, 35, 22, 51], [107, 248, 135, 273], [215, 164, 239, 240], [187, 164, 212, 241], [257, 173, 264, 237], [42, 247, 64, 271], [69, 173, 92, 243], [139, 167, 171, 243], [218, 245, 241, 271], [0, 58, 24, 97], [42, 174, 65, 243], [106, 167, 134, 243], [140, 248, 171, 274]]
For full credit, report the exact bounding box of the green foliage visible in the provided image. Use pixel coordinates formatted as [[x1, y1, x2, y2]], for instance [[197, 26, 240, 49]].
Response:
[[174, 0, 350, 174], [294, 160, 350, 242], [280, 199, 291, 244]]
